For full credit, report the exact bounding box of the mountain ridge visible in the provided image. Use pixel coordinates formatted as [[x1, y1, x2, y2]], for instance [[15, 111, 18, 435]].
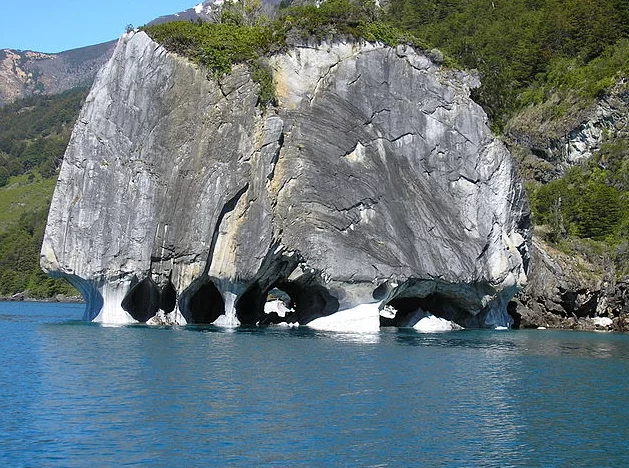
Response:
[[0, 41, 115, 105], [0, 1, 231, 106]]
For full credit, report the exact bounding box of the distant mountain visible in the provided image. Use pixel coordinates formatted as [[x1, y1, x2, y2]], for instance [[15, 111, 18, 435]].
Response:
[[0, 1, 229, 106], [148, 1, 220, 25], [147, 0, 283, 26], [0, 41, 116, 106]]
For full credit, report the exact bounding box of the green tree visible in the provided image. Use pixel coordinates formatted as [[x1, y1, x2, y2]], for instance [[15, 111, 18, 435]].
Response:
[[221, 0, 264, 26], [574, 171, 623, 240]]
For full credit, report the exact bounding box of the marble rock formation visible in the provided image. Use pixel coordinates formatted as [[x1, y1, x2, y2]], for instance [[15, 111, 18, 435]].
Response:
[[41, 31, 531, 329]]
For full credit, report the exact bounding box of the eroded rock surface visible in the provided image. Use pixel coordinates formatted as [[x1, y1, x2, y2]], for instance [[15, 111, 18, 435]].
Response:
[[511, 238, 629, 331], [41, 32, 530, 329]]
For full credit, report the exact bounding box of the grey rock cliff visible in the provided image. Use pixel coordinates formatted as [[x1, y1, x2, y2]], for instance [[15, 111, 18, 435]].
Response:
[[41, 31, 531, 328], [506, 82, 629, 330]]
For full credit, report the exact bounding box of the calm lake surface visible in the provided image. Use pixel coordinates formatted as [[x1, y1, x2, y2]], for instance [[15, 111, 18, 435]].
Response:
[[1, 301, 629, 467]]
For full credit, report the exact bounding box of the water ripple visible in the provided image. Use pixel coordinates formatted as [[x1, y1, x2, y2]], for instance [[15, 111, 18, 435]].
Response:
[[1, 302, 629, 466]]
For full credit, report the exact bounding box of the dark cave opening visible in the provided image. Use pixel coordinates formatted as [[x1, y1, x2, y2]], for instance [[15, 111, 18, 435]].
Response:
[[189, 281, 225, 324], [121, 277, 160, 323], [381, 293, 467, 328], [372, 282, 389, 300], [381, 296, 426, 327], [507, 300, 521, 329], [160, 280, 177, 314], [238, 278, 339, 326], [235, 282, 266, 325], [275, 280, 339, 324]]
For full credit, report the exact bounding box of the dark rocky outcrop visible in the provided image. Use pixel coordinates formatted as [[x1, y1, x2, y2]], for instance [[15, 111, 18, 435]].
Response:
[[510, 238, 629, 331], [41, 32, 531, 329], [506, 81, 629, 331]]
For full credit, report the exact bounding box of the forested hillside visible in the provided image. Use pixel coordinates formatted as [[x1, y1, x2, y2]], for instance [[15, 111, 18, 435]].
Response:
[[0, 89, 86, 298], [385, 0, 629, 127]]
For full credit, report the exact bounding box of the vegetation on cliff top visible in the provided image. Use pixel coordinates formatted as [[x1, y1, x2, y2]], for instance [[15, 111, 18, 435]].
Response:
[[527, 132, 629, 277], [385, 0, 629, 128], [142, 0, 425, 107], [142, 0, 629, 128]]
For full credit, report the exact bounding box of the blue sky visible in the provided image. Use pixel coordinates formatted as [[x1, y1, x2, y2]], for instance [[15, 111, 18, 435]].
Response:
[[0, 1, 198, 53]]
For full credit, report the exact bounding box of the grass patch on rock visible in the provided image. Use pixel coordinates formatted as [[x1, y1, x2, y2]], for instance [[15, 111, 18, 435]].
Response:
[[141, 0, 427, 109]]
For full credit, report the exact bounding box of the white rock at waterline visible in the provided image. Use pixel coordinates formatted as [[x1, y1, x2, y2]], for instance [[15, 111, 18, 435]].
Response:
[[592, 316, 613, 328], [264, 300, 293, 317], [413, 314, 461, 332], [307, 303, 381, 332]]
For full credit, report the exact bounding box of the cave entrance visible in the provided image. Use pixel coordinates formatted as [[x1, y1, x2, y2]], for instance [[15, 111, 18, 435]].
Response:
[[189, 281, 225, 324], [507, 301, 521, 329], [235, 283, 297, 326], [258, 287, 296, 325], [273, 280, 339, 325], [235, 278, 340, 327], [160, 281, 177, 314], [235, 282, 265, 325], [381, 293, 466, 328], [121, 277, 160, 323]]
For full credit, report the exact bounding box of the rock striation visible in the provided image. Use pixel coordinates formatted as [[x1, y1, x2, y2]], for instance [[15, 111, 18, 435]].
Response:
[[41, 31, 531, 329]]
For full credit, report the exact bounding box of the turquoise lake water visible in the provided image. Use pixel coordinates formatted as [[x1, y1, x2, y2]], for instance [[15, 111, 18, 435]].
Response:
[[1, 300, 629, 466]]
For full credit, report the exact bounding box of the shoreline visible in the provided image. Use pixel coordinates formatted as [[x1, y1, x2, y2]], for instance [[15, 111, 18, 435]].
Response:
[[0, 295, 84, 304], [1, 296, 625, 332]]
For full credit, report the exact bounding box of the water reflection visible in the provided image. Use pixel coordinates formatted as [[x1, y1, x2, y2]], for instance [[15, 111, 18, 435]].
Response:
[[391, 328, 521, 352], [516, 330, 629, 360], [59, 320, 629, 361], [318, 331, 381, 344]]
